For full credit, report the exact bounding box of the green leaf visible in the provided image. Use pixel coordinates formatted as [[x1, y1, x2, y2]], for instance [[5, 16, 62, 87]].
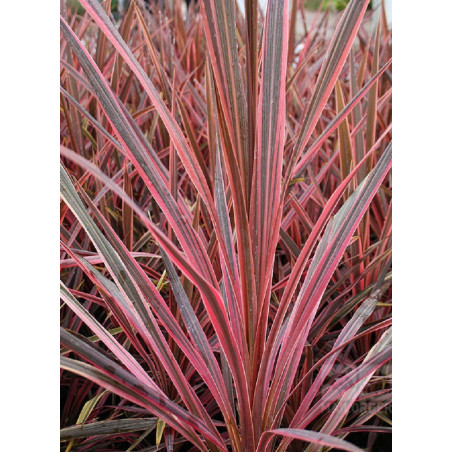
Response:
[[156, 419, 166, 447], [64, 390, 107, 452]]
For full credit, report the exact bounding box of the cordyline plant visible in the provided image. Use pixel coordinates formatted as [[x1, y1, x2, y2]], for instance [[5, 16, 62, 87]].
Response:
[[60, 0, 392, 450]]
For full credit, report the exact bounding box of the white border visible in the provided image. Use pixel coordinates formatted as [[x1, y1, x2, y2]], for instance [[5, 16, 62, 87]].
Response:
[[0, 0, 60, 448], [393, 0, 452, 450]]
